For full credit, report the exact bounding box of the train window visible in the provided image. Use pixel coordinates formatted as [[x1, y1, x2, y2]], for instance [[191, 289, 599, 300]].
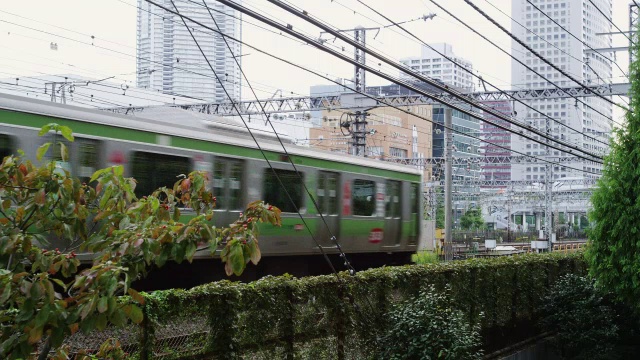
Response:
[[411, 183, 419, 215], [213, 158, 244, 210], [409, 183, 420, 245], [0, 134, 14, 160], [317, 172, 339, 215], [77, 141, 100, 184], [131, 151, 191, 198], [263, 169, 303, 213], [352, 179, 376, 216], [317, 173, 326, 214], [385, 180, 401, 218]]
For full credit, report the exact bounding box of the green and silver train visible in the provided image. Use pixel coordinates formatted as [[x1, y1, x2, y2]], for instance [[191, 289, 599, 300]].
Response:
[[0, 93, 422, 283]]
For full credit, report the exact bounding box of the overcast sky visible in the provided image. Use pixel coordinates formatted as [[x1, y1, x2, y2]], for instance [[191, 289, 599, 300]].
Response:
[[0, 0, 633, 116]]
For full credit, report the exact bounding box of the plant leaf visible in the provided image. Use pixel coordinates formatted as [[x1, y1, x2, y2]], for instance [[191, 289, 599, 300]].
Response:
[[38, 123, 55, 136], [60, 142, 69, 162], [59, 125, 74, 142], [36, 143, 51, 161]]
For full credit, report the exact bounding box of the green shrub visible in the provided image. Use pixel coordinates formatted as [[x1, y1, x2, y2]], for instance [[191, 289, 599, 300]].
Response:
[[411, 250, 439, 264], [540, 274, 619, 359], [378, 284, 483, 360]]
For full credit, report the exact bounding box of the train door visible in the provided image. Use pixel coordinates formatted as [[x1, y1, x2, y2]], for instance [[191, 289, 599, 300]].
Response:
[[383, 180, 402, 246], [213, 157, 244, 226], [316, 171, 340, 247], [74, 139, 102, 184], [0, 134, 14, 160]]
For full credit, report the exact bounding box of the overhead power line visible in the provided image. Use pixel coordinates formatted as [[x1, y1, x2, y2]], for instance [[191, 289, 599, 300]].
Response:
[[483, 0, 614, 91], [427, 0, 621, 129], [587, 0, 634, 45], [0, 14, 316, 102], [354, 0, 610, 149], [462, 0, 629, 115], [165, 0, 345, 275], [526, 0, 629, 79], [141, 0, 602, 175], [196, 0, 356, 273], [234, 0, 604, 162]]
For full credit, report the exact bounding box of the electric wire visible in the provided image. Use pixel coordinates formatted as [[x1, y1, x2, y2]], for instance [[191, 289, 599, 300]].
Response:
[[427, 0, 621, 130], [200, 0, 356, 273], [355, 0, 611, 151], [0, 15, 318, 104], [166, 0, 341, 275], [240, 0, 604, 162], [526, 0, 630, 79], [587, 0, 634, 45], [142, 0, 601, 176], [462, 0, 628, 115], [483, 0, 616, 92]]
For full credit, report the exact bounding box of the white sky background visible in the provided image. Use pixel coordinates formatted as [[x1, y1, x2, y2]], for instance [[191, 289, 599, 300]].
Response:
[[0, 0, 633, 123]]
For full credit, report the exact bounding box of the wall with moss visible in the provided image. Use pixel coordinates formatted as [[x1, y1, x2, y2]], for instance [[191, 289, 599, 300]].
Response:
[[118, 252, 585, 359]]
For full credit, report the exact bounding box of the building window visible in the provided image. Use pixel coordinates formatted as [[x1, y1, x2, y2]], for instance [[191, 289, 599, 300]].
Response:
[[389, 147, 408, 158]]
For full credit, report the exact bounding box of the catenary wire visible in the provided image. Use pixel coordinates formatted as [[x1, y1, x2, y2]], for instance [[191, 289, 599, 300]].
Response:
[[483, 0, 617, 93], [526, 0, 630, 79], [462, 0, 628, 115], [587, 0, 634, 45], [427, 0, 622, 130], [166, 0, 342, 275], [244, 0, 605, 162], [141, 0, 601, 176], [199, 0, 356, 273], [354, 0, 611, 150]]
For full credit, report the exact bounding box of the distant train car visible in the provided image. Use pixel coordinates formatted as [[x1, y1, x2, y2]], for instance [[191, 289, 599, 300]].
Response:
[[0, 94, 422, 284]]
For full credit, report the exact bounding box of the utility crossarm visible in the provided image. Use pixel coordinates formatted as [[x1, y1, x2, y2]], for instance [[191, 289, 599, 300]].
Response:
[[387, 155, 602, 166], [103, 83, 630, 116]]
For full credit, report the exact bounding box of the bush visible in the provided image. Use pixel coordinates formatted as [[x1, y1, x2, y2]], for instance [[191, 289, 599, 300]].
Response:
[[378, 284, 483, 360], [540, 274, 620, 359], [411, 250, 439, 264]]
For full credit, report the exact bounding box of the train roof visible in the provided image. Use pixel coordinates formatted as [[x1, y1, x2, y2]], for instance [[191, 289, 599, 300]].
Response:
[[0, 93, 422, 177]]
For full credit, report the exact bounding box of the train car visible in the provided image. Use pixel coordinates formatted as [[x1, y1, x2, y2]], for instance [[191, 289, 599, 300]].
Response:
[[0, 93, 422, 287]]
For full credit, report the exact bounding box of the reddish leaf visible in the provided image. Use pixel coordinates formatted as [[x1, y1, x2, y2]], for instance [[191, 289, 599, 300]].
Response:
[[128, 288, 145, 305]]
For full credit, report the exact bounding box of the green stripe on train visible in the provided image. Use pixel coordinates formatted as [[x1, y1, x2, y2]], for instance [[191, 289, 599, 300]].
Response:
[[0, 110, 421, 182]]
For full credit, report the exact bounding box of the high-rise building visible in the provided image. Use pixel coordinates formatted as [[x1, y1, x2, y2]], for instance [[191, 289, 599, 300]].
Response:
[[136, 0, 242, 102], [399, 43, 475, 92], [480, 100, 513, 187], [510, 0, 612, 181]]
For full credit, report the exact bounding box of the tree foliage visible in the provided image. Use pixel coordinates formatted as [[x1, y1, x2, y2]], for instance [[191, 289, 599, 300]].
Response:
[[586, 27, 640, 310], [0, 123, 281, 359], [460, 208, 484, 230], [378, 284, 483, 360], [540, 274, 620, 359]]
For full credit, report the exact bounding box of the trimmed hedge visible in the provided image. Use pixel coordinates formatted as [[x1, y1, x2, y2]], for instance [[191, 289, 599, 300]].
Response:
[[131, 252, 585, 359]]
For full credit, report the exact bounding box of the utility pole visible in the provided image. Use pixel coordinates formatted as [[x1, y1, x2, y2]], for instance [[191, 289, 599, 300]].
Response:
[[444, 108, 453, 261], [545, 111, 553, 251], [352, 26, 368, 156]]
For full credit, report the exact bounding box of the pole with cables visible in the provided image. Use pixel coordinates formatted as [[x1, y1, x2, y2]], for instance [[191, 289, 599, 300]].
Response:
[[445, 108, 453, 261]]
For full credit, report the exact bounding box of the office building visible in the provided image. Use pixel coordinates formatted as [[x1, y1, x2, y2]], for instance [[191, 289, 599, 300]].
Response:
[[136, 0, 242, 102], [399, 43, 475, 92], [510, 0, 612, 181]]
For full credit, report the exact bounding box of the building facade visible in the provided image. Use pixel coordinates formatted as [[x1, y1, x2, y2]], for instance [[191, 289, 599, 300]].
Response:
[[309, 105, 433, 182], [431, 106, 482, 184], [510, 0, 612, 181], [136, 0, 242, 102], [399, 43, 475, 92], [480, 100, 513, 187]]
